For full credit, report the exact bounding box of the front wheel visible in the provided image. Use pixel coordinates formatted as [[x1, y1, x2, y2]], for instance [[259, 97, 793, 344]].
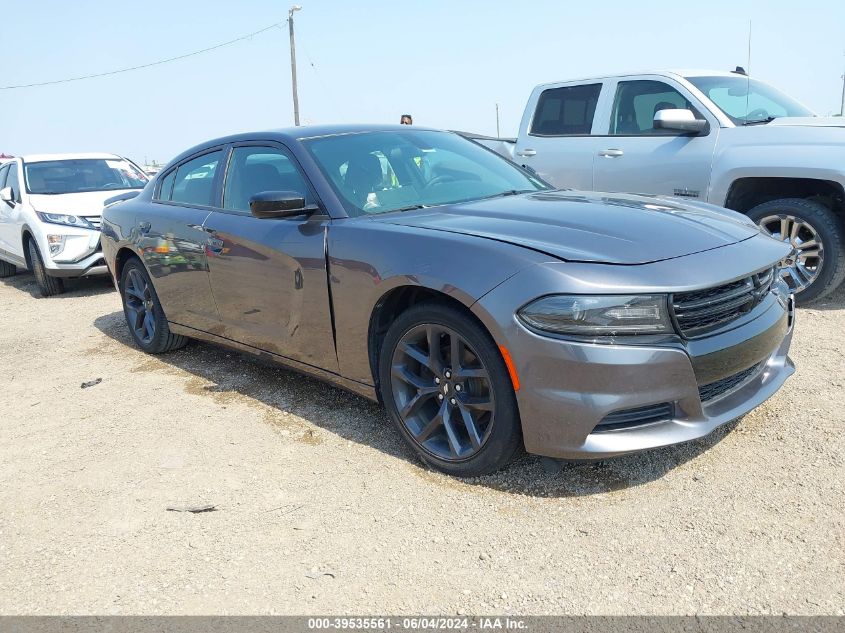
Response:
[[28, 239, 65, 297], [378, 302, 522, 477], [119, 258, 188, 354], [746, 198, 845, 304]]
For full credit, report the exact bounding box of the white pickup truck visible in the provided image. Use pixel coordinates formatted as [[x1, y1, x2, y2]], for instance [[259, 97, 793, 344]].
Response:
[[475, 69, 845, 303]]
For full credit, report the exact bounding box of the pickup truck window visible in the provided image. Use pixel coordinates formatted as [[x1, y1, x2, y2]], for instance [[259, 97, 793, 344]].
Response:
[[530, 84, 601, 136], [685, 75, 814, 125], [610, 80, 698, 135]]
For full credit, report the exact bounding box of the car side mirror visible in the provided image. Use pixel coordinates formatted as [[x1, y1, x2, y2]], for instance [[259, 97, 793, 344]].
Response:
[[249, 191, 313, 219], [653, 109, 709, 134], [0, 186, 13, 203]]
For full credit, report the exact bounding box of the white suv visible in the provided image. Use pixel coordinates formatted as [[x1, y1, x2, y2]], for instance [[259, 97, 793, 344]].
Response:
[[0, 153, 149, 296]]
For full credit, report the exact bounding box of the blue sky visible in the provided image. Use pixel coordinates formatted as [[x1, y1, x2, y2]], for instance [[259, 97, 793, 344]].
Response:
[[2, 0, 844, 165]]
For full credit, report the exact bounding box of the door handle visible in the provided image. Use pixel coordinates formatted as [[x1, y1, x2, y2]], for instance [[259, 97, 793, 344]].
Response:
[[517, 149, 537, 157], [597, 149, 624, 158], [138, 221, 151, 234]]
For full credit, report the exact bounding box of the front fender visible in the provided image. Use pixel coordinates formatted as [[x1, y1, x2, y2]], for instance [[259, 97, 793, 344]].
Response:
[[327, 219, 554, 385]]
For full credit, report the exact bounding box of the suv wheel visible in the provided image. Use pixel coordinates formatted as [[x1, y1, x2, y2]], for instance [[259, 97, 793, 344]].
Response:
[[746, 198, 845, 304], [119, 258, 188, 354], [27, 239, 65, 297], [379, 302, 522, 477], [0, 259, 16, 278]]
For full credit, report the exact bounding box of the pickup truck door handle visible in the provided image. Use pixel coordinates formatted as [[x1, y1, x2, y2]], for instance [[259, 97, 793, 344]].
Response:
[[516, 149, 537, 157], [598, 149, 624, 158], [138, 221, 151, 234]]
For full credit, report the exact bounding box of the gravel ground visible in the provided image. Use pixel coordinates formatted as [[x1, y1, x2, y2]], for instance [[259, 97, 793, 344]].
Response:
[[0, 271, 842, 615]]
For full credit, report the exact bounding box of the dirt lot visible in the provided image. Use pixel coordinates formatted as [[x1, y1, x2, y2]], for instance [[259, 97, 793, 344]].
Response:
[[0, 270, 842, 615]]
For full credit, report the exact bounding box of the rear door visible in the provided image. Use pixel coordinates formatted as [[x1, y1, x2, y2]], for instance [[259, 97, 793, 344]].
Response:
[[592, 77, 719, 200], [140, 150, 221, 332], [202, 143, 337, 372], [513, 81, 610, 189], [0, 163, 9, 255]]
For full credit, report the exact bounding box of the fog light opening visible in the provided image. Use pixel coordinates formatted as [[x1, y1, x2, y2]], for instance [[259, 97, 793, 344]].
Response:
[[47, 235, 66, 256]]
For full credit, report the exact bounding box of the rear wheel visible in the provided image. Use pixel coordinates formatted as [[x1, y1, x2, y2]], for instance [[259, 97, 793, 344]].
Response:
[[379, 302, 522, 477], [27, 239, 65, 297], [746, 198, 845, 304], [0, 259, 16, 278], [120, 258, 188, 354]]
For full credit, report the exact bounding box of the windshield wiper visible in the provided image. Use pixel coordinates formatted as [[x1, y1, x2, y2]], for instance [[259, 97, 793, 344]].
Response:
[[392, 204, 428, 213], [742, 116, 776, 126]]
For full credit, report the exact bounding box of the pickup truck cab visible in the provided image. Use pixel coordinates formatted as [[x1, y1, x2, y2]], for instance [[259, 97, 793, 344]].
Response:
[[481, 70, 845, 302]]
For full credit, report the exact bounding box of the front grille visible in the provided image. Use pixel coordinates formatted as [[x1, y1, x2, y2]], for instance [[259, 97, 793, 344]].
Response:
[[698, 363, 763, 403], [593, 402, 673, 433], [82, 216, 102, 230], [671, 267, 776, 337]]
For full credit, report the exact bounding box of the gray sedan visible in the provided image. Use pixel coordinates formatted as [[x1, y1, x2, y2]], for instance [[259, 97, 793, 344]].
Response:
[[100, 125, 795, 476]]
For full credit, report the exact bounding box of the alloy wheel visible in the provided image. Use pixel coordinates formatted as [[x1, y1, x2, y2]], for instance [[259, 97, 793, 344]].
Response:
[[758, 214, 824, 293], [124, 268, 157, 345], [390, 324, 496, 461]]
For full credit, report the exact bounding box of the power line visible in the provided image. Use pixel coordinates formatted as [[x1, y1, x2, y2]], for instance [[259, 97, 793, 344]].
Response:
[[0, 21, 285, 90]]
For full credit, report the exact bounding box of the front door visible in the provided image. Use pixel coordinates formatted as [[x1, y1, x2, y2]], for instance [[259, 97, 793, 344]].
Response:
[[0, 163, 26, 261], [592, 78, 718, 201], [140, 150, 222, 332], [203, 144, 337, 372]]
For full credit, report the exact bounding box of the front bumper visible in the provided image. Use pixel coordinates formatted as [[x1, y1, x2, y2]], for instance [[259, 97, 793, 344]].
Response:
[[37, 226, 107, 278]]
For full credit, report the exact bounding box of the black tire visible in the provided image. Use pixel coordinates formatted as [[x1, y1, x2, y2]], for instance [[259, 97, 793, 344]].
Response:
[[746, 198, 845, 304], [378, 301, 522, 477], [27, 239, 65, 297], [119, 257, 188, 354], [0, 259, 16, 278]]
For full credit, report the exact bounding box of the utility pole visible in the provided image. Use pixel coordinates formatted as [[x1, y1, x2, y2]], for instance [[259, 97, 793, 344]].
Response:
[[840, 54, 845, 116], [288, 5, 302, 126]]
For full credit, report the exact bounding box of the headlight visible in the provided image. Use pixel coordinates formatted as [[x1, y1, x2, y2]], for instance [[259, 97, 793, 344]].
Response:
[[36, 212, 95, 229], [517, 294, 673, 336]]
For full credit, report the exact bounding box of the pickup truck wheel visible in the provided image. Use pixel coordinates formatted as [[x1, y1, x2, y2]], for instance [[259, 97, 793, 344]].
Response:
[[379, 302, 522, 477], [0, 259, 16, 278], [746, 198, 845, 304], [27, 239, 65, 297], [119, 258, 188, 354]]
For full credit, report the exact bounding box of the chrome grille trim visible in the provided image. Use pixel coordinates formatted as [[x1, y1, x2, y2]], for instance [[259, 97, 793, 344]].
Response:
[[81, 216, 102, 230], [670, 267, 777, 337]]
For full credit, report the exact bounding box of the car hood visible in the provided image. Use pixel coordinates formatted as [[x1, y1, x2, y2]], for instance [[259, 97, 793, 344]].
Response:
[[767, 116, 845, 128], [29, 189, 142, 216], [377, 190, 760, 265]]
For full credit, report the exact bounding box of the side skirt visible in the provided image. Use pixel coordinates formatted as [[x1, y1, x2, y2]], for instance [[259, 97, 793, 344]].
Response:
[[168, 321, 379, 402]]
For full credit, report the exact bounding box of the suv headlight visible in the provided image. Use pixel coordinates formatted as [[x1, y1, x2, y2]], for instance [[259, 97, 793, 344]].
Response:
[[517, 294, 673, 336], [36, 212, 95, 229]]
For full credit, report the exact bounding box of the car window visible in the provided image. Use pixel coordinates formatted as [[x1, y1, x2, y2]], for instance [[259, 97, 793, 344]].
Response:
[[530, 84, 602, 136], [223, 146, 311, 213], [170, 151, 223, 207], [0, 164, 8, 189], [610, 80, 700, 135], [24, 158, 148, 194], [6, 164, 21, 202], [685, 76, 814, 124], [156, 169, 176, 201]]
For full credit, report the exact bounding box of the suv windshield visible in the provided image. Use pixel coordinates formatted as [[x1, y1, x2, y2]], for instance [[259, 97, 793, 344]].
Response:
[[686, 75, 814, 125], [304, 130, 549, 217], [24, 158, 148, 195]]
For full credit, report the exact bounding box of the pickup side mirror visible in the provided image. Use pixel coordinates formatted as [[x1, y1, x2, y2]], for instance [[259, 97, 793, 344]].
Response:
[[249, 191, 314, 219], [653, 109, 709, 135], [0, 186, 13, 203]]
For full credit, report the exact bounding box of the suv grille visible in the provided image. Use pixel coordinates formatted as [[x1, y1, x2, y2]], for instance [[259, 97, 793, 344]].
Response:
[[670, 267, 776, 337], [698, 363, 763, 403], [81, 216, 102, 230]]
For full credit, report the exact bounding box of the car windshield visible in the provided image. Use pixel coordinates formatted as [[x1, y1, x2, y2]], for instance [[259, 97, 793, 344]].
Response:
[[24, 158, 149, 195], [686, 75, 815, 125], [303, 130, 550, 217]]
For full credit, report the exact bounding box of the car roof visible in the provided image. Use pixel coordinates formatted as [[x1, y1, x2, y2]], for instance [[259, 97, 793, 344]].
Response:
[[167, 124, 449, 166], [534, 69, 743, 88], [21, 152, 123, 163]]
